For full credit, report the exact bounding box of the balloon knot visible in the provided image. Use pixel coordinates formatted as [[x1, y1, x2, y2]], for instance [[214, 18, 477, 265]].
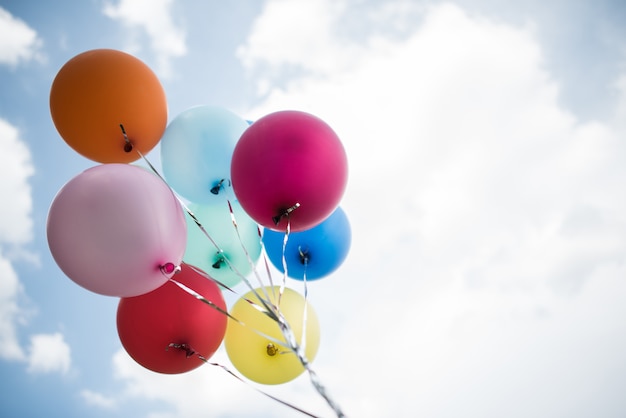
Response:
[[298, 246, 309, 265], [160, 262, 181, 276], [119, 123, 133, 152], [272, 203, 301, 225], [266, 343, 279, 356], [167, 343, 196, 358], [212, 257, 225, 269], [210, 179, 230, 195]]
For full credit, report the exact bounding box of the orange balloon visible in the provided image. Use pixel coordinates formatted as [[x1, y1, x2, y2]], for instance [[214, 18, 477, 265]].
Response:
[[49, 49, 167, 163]]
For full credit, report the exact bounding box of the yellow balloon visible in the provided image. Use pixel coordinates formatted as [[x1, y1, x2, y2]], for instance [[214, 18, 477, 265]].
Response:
[[225, 286, 320, 385]]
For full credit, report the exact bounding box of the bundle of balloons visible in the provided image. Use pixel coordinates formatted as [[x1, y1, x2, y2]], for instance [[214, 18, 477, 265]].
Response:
[[46, 49, 350, 413]]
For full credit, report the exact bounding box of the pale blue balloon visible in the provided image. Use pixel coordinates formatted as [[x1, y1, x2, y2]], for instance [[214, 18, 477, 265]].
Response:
[[184, 200, 261, 288], [161, 105, 249, 203]]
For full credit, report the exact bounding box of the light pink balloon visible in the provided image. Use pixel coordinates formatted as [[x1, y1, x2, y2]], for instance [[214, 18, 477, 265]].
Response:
[[47, 164, 187, 297]]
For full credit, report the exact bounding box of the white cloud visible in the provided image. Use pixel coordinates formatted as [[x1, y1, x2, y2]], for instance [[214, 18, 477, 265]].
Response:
[[0, 118, 35, 363], [27, 332, 71, 375], [237, 0, 357, 75], [0, 7, 43, 67], [112, 1, 626, 416], [80, 389, 117, 409], [0, 255, 27, 361], [0, 118, 34, 246], [103, 0, 187, 79]]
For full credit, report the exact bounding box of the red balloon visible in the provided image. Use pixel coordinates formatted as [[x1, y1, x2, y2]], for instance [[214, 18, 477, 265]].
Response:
[[231, 111, 348, 232], [116, 264, 227, 374]]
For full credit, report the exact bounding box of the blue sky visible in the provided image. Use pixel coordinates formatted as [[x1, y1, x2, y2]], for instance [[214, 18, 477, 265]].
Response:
[[1, 0, 626, 417]]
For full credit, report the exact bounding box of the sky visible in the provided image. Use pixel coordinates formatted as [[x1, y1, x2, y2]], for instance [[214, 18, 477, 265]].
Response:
[[1, 0, 626, 417]]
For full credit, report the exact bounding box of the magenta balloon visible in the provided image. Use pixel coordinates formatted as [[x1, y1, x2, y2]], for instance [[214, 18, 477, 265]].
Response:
[[231, 111, 348, 232], [46, 164, 187, 297]]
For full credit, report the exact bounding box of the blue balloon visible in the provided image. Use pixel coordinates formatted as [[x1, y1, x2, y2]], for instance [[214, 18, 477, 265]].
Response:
[[161, 105, 249, 203], [262, 207, 351, 280]]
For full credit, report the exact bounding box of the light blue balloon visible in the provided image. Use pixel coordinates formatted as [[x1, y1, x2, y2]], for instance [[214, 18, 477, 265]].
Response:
[[262, 207, 351, 280], [161, 105, 249, 203], [184, 200, 261, 288]]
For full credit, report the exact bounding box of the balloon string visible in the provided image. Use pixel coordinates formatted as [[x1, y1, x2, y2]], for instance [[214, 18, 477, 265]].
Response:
[[172, 269, 346, 417], [167, 277, 288, 350], [273, 224, 344, 417], [258, 225, 277, 291], [131, 142, 345, 417], [126, 127, 277, 314], [225, 198, 276, 309], [177, 230, 345, 417], [299, 250, 309, 356], [131, 144, 277, 315], [167, 343, 322, 418], [277, 217, 292, 308], [278, 223, 308, 355], [171, 266, 278, 335], [183, 203, 344, 417], [276, 319, 346, 418]]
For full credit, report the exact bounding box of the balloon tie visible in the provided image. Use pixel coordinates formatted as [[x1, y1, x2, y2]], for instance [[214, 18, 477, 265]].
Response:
[[298, 246, 310, 265], [119, 123, 133, 152], [160, 262, 181, 276], [212, 255, 225, 269], [266, 343, 279, 356], [210, 178, 230, 195], [272, 203, 301, 226], [167, 342, 196, 358]]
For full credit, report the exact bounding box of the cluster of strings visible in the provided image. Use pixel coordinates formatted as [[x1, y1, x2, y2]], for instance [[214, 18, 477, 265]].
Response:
[[122, 125, 345, 418]]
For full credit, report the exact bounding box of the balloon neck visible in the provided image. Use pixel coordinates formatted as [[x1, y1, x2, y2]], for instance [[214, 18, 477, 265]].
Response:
[[212, 256, 225, 269], [167, 343, 196, 358], [298, 246, 309, 265], [266, 343, 279, 356], [210, 178, 230, 195], [272, 203, 301, 226], [160, 262, 181, 276], [119, 123, 134, 153]]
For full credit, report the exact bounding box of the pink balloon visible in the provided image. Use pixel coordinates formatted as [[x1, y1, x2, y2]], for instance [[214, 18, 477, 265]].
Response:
[[47, 164, 187, 297], [231, 111, 348, 232]]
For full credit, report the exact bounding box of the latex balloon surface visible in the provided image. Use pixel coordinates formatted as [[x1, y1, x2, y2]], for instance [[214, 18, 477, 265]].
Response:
[[262, 206, 351, 280], [224, 286, 320, 385], [117, 264, 227, 374], [49, 49, 167, 163], [230, 111, 348, 232], [161, 105, 249, 203], [46, 164, 187, 297], [184, 200, 261, 288]]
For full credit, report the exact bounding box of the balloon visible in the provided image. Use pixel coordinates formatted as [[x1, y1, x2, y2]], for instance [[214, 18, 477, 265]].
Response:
[[230, 110, 348, 232], [224, 286, 320, 385], [161, 105, 249, 203], [117, 264, 227, 374], [49, 49, 167, 163], [184, 200, 261, 288], [262, 206, 351, 280], [46, 164, 187, 297]]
